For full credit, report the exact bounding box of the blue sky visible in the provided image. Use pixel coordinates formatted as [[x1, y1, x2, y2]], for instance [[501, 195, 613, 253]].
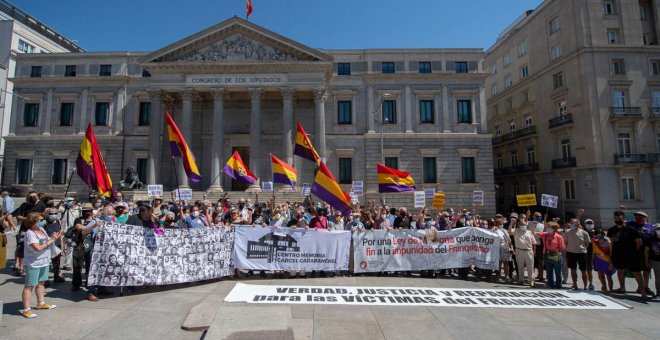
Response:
[[11, 0, 543, 52]]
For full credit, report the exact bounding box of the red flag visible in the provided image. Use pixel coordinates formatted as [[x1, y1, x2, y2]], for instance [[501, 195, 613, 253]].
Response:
[[246, 0, 253, 18], [76, 124, 115, 200]]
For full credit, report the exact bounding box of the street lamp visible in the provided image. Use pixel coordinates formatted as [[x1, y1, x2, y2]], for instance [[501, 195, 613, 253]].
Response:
[[375, 93, 392, 165]]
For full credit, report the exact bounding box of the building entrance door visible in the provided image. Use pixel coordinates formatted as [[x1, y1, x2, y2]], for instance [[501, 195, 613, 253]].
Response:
[[231, 146, 250, 191]]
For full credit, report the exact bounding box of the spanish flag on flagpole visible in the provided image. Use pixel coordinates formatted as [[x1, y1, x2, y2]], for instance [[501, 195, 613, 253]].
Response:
[[246, 0, 253, 19], [165, 111, 201, 183], [311, 161, 352, 215], [294, 122, 320, 164], [271, 154, 297, 189], [76, 123, 115, 199], [223, 151, 258, 185], [377, 163, 416, 193]]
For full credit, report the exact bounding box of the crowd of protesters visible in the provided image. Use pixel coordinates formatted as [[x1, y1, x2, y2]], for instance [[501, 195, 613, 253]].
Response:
[[1, 189, 658, 318]]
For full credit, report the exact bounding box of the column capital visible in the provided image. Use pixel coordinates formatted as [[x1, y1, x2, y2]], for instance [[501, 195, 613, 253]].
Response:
[[192, 93, 204, 110], [179, 88, 195, 101], [161, 93, 175, 111], [211, 88, 229, 101], [147, 89, 163, 101], [248, 88, 263, 100], [313, 88, 328, 103], [281, 87, 295, 101]]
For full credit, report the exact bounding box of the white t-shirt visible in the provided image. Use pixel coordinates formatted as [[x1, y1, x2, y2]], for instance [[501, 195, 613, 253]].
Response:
[[24, 227, 51, 268]]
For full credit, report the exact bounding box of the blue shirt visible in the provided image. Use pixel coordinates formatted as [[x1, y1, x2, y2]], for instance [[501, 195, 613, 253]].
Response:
[[184, 215, 208, 228], [45, 221, 63, 248], [2, 196, 14, 215]]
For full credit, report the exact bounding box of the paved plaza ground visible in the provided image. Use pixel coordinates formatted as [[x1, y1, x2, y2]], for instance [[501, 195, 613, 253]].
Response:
[[0, 236, 658, 340]]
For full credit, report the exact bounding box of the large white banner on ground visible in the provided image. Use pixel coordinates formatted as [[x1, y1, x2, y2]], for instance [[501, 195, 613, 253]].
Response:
[[87, 223, 234, 286], [233, 226, 351, 271], [353, 227, 500, 273], [225, 283, 629, 309]]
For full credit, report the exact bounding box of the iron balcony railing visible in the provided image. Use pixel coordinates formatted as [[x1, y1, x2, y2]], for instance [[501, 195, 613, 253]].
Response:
[[492, 126, 537, 145], [517, 163, 539, 173], [610, 107, 642, 117], [548, 114, 573, 128], [615, 153, 649, 164], [551, 157, 577, 169]]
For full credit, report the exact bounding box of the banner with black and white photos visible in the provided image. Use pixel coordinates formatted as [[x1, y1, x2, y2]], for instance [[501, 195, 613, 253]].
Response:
[[87, 223, 235, 286]]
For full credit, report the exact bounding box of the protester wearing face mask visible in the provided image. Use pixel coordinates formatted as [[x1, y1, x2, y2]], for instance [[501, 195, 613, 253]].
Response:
[[509, 214, 536, 287], [563, 218, 592, 290], [44, 208, 65, 284], [583, 219, 596, 289], [394, 208, 412, 229], [71, 203, 101, 301], [10, 191, 47, 277], [114, 202, 129, 224], [536, 222, 565, 289], [607, 211, 646, 298], [179, 205, 209, 229], [328, 210, 344, 231], [592, 227, 615, 292], [161, 212, 178, 228], [626, 211, 655, 297], [346, 213, 364, 232]]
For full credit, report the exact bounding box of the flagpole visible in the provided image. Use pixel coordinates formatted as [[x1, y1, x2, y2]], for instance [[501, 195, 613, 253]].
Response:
[[171, 156, 182, 205]]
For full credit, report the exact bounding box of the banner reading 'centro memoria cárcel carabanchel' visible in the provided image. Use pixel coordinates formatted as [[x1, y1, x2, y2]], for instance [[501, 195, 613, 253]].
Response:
[[353, 227, 501, 273]]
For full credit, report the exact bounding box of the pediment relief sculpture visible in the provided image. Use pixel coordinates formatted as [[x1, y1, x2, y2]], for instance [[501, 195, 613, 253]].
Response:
[[178, 34, 299, 62]]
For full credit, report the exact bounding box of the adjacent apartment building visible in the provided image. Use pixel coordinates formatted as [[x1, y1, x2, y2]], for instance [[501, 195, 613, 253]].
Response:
[[485, 0, 660, 223], [5, 16, 494, 213], [0, 0, 84, 183]]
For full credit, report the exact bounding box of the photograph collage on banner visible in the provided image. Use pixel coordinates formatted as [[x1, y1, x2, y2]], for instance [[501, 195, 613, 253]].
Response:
[[88, 224, 235, 286]]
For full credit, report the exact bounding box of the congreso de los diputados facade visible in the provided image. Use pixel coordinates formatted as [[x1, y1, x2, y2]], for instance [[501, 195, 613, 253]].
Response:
[[5, 17, 494, 213]]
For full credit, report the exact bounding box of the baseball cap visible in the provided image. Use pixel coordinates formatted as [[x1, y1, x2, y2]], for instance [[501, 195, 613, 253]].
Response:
[[510, 212, 519, 219]]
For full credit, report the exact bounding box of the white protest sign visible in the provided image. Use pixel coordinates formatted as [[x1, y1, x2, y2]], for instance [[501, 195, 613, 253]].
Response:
[[262, 181, 273, 192], [541, 194, 558, 208], [174, 188, 193, 201], [147, 185, 163, 198], [350, 192, 359, 205], [414, 191, 426, 208], [352, 181, 364, 196], [473, 190, 484, 206], [424, 188, 436, 199], [301, 183, 312, 196]]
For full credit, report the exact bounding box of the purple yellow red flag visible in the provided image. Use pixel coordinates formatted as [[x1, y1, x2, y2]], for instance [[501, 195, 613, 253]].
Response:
[[76, 123, 115, 200], [294, 122, 320, 164], [165, 111, 201, 183], [377, 163, 416, 193], [223, 151, 258, 185], [270, 154, 297, 189], [311, 161, 352, 215]]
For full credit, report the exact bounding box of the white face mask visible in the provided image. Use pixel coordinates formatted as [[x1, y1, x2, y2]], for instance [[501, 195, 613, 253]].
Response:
[[585, 224, 594, 230], [519, 225, 527, 231], [275, 213, 281, 219], [381, 214, 387, 220], [192, 211, 199, 217]]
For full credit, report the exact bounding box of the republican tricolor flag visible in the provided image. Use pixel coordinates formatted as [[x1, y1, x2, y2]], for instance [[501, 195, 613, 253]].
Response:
[[223, 151, 258, 185], [294, 122, 320, 164], [377, 163, 416, 193], [76, 124, 115, 200], [311, 162, 352, 215], [165, 111, 201, 183], [271, 154, 297, 189]]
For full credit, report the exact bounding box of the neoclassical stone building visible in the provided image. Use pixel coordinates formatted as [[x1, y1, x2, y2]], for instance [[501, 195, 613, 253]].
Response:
[[5, 17, 494, 213]]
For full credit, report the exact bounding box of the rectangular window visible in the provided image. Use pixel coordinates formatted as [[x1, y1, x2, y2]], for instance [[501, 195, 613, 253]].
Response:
[[15, 159, 32, 184], [551, 46, 562, 60], [504, 74, 513, 87], [381, 62, 395, 74], [622, 178, 635, 200], [138, 102, 151, 126], [461, 157, 476, 183], [652, 91, 660, 112], [384, 157, 398, 170], [557, 100, 568, 116], [23, 103, 39, 127], [603, 2, 615, 15], [550, 18, 560, 33], [136, 158, 148, 185], [51, 159, 68, 184], [617, 133, 631, 154], [564, 179, 575, 200], [503, 54, 510, 67], [419, 62, 432, 73], [561, 139, 572, 160], [423, 157, 437, 183], [640, 6, 647, 20], [419, 100, 434, 124], [526, 146, 536, 164], [382, 100, 396, 124], [491, 84, 498, 96], [643, 35, 650, 46], [494, 124, 501, 136], [529, 182, 537, 195], [651, 60, 660, 75], [30, 66, 42, 77], [99, 64, 112, 76], [337, 63, 351, 76], [518, 42, 527, 56], [338, 158, 352, 184], [612, 90, 626, 110], [457, 100, 472, 124], [553, 72, 564, 89], [510, 151, 518, 167], [337, 100, 352, 125], [509, 121, 516, 133], [95, 102, 109, 126], [455, 61, 468, 73], [490, 65, 497, 75], [513, 183, 520, 197], [520, 65, 529, 79], [18, 39, 34, 53], [521, 90, 529, 103], [505, 98, 513, 110], [612, 59, 625, 75], [524, 116, 532, 128], [60, 102, 74, 126], [607, 30, 618, 44], [496, 153, 503, 169], [64, 65, 76, 77]]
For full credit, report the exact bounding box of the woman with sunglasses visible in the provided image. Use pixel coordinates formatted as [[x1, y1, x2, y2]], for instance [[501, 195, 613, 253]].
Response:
[[20, 212, 61, 318]]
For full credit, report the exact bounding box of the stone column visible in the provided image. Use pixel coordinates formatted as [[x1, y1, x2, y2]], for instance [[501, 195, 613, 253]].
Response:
[[367, 86, 375, 133], [314, 88, 328, 160], [442, 86, 451, 133], [78, 88, 89, 134], [147, 90, 163, 185], [209, 88, 226, 192], [248, 88, 263, 191], [178, 89, 194, 188], [405, 85, 413, 133], [8, 88, 20, 136], [114, 87, 126, 134], [42, 88, 53, 135], [281, 88, 294, 165]]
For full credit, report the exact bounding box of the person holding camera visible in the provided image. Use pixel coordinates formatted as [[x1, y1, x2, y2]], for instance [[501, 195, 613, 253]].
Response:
[[70, 203, 102, 301]]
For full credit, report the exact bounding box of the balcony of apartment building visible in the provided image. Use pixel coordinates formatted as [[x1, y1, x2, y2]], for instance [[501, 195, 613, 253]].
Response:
[[491, 126, 537, 146], [614, 153, 649, 165], [551, 157, 577, 169], [548, 113, 573, 129], [610, 107, 642, 121], [517, 162, 539, 173], [650, 106, 660, 121], [650, 153, 660, 164]]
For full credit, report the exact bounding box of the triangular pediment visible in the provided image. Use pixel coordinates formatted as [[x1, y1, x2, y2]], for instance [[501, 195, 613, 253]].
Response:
[[141, 17, 331, 63]]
